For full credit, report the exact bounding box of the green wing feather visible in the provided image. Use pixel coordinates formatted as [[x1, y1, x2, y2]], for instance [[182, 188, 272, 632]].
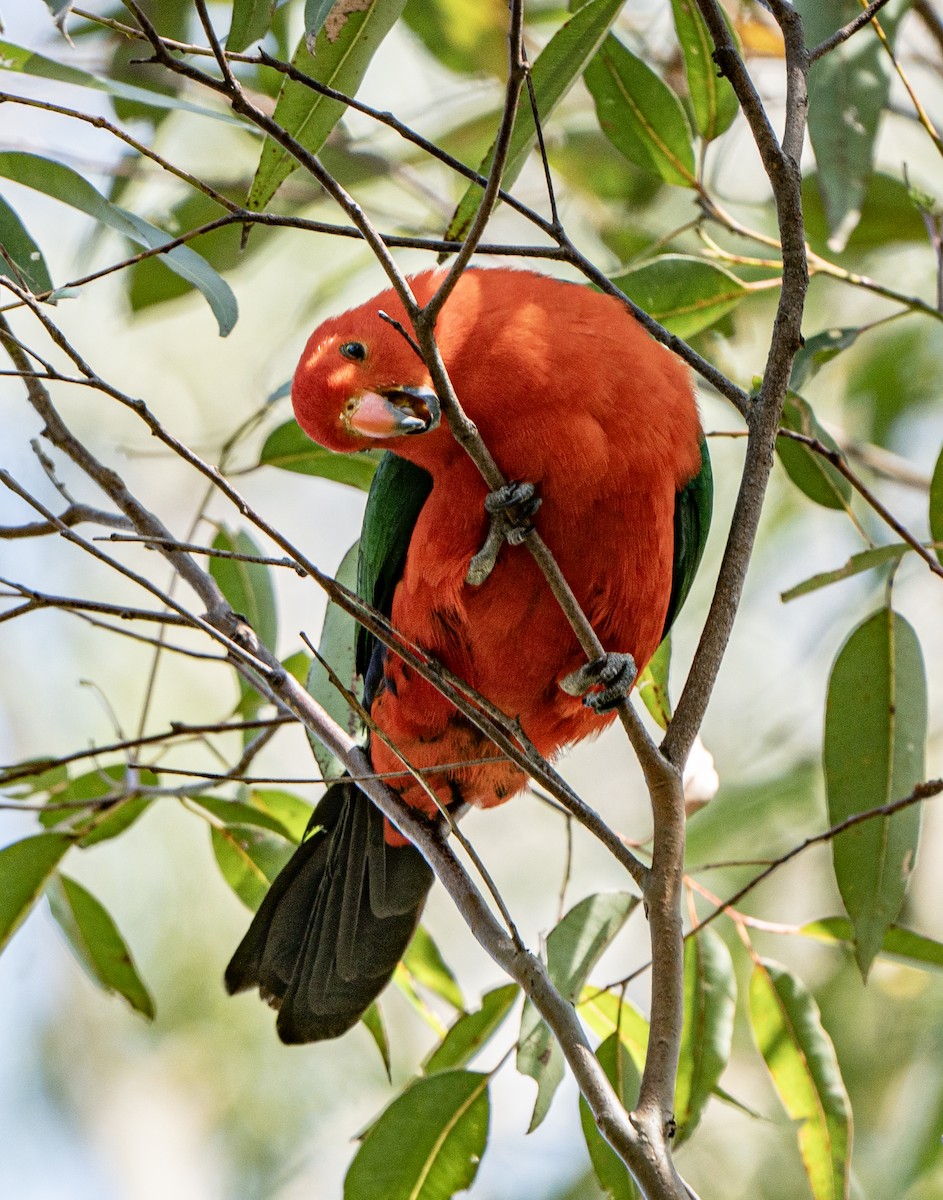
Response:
[[661, 437, 712, 640], [356, 452, 434, 694]]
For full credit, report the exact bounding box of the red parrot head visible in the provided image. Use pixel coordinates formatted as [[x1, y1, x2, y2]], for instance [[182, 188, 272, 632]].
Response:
[[291, 284, 441, 455]]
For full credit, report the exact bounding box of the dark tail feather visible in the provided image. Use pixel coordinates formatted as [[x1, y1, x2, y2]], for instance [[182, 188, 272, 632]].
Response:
[[224, 779, 434, 1043]]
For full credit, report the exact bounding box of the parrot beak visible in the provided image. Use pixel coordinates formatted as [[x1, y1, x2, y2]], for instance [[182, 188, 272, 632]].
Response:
[[347, 387, 441, 438]]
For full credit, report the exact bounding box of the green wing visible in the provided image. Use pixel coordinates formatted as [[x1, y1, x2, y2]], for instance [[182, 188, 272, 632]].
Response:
[[356, 452, 434, 703], [661, 437, 712, 640]]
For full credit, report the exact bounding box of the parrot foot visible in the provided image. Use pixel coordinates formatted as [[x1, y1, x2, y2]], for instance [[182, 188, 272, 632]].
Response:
[[466, 481, 541, 586], [560, 652, 637, 712]]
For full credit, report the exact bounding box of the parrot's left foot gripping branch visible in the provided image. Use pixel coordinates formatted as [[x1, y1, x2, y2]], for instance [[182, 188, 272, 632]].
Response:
[[560, 652, 638, 713], [466, 480, 542, 586]]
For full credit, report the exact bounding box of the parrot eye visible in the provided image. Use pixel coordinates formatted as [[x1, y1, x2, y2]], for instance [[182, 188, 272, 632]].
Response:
[[340, 341, 367, 362]]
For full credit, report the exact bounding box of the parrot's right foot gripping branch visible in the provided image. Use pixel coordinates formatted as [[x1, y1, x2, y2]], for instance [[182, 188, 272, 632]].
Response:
[[466, 480, 541, 586]]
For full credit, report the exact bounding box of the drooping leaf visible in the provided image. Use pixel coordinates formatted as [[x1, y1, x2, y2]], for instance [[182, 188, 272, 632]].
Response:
[[800, 917, 943, 972], [518, 893, 637, 1130], [362, 1001, 392, 1080], [637, 635, 672, 729], [210, 526, 279, 653], [402, 925, 465, 1012], [259, 419, 382, 489], [584, 34, 696, 188], [577, 987, 650, 1074], [344, 1070, 490, 1200], [797, 0, 907, 250], [424, 984, 519, 1074], [0, 833, 72, 952], [248, 0, 408, 210], [0, 39, 239, 122], [189, 795, 296, 839], [776, 393, 853, 510], [47, 874, 155, 1019], [674, 927, 736, 1144], [228, 0, 274, 52], [930, 444, 943, 567], [670, 0, 739, 142], [611, 255, 746, 338], [0, 152, 237, 335], [248, 788, 314, 843], [824, 608, 927, 977], [0, 195, 54, 294], [789, 326, 862, 391], [781, 543, 915, 604], [445, 0, 624, 242], [211, 823, 295, 910], [802, 171, 930, 256], [750, 958, 852, 1200], [306, 540, 363, 780], [579, 1033, 642, 1200], [38, 763, 155, 847]]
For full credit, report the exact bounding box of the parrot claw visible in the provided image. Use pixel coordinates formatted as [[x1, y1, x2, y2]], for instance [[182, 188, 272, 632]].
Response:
[[560, 652, 637, 712], [466, 481, 541, 586]]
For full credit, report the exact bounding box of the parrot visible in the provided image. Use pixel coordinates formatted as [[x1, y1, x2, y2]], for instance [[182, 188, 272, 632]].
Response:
[[225, 267, 712, 1043]]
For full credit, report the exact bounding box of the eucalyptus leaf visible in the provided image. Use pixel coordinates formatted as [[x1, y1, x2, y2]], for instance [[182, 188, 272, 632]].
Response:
[[259, 420, 381, 489], [445, 0, 624, 242], [248, 0, 408, 210], [776, 394, 853, 510], [579, 1034, 642, 1200], [211, 824, 295, 910], [612, 255, 746, 338], [228, 0, 273, 52], [800, 917, 943, 972], [637, 635, 671, 729], [0, 833, 72, 953], [424, 984, 519, 1074], [210, 526, 279, 653], [781, 543, 914, 603], [585, 35, 696, 188], [670, 0, 739, 141], [0, 152, 237, 335], [824, 608, 926, 977], [344, 1071, 489, 1200], [48, 874, 155, 1019], [402, 925, 464, 1012], [750, 959, 852, 1200], [0, 195, 54, 293], [930, 444, 943, 567]]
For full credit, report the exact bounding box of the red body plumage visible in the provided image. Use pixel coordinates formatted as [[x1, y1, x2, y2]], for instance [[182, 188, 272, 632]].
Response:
[[292, 268, 703, 834]]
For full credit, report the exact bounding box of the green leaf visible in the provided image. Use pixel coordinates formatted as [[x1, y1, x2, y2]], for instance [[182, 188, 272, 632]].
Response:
[[637, 635, 672, 729], [579, 1034, 642, 1200], [781, 543, 915, 603], [425, 985, 519, 1074], [402, 925, 465, 1011], [750, 958, 852, 1200], [577, 987, 650, 1074], [0, 152, 237, 335], [248, 788, 314, 843], [670, 0, 739, 141], [344, 1070, 489, 1200], [584, 34, 696, 188], [674, 927, 736, 1144], [445, 0, 624, 242], [802, 172, 930, 256], [248, 0, 408, 210], [824, 608, 927, 977], [0, 833, 72, 952], [518, 893, 637, 1130], [797, 0, 907, 250], [0, 39, 239, 123], [362, 1001, 393, 1081], [800, 917, 943, 972], [37, 763, 154, 847], [304, 0, 340, 46], [211, 823, 295, 910], [402, 0, 509, 77], [47, 874, 155, 1019], [0, 195, 54, 294], [789, 326, 862, 391], [259, 419, 381, 488], [611, 255, 746, 338], [210, 526, 279, 653], [228, 0, 274, 52], [931, 444, 943, 568], [306, 540, 363, 781], [776, 394, 853, 510], [189, 795, 296, 839]]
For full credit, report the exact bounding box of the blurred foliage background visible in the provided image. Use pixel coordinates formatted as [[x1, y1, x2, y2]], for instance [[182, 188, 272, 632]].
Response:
[[1, 1, 943, 1198]]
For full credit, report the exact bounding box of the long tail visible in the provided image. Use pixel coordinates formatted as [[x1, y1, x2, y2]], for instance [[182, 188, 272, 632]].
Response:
[[224, 779, 434, 1043]]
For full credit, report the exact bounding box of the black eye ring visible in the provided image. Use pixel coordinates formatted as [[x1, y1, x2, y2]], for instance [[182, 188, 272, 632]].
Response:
[[340, 341, 367, 362]]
